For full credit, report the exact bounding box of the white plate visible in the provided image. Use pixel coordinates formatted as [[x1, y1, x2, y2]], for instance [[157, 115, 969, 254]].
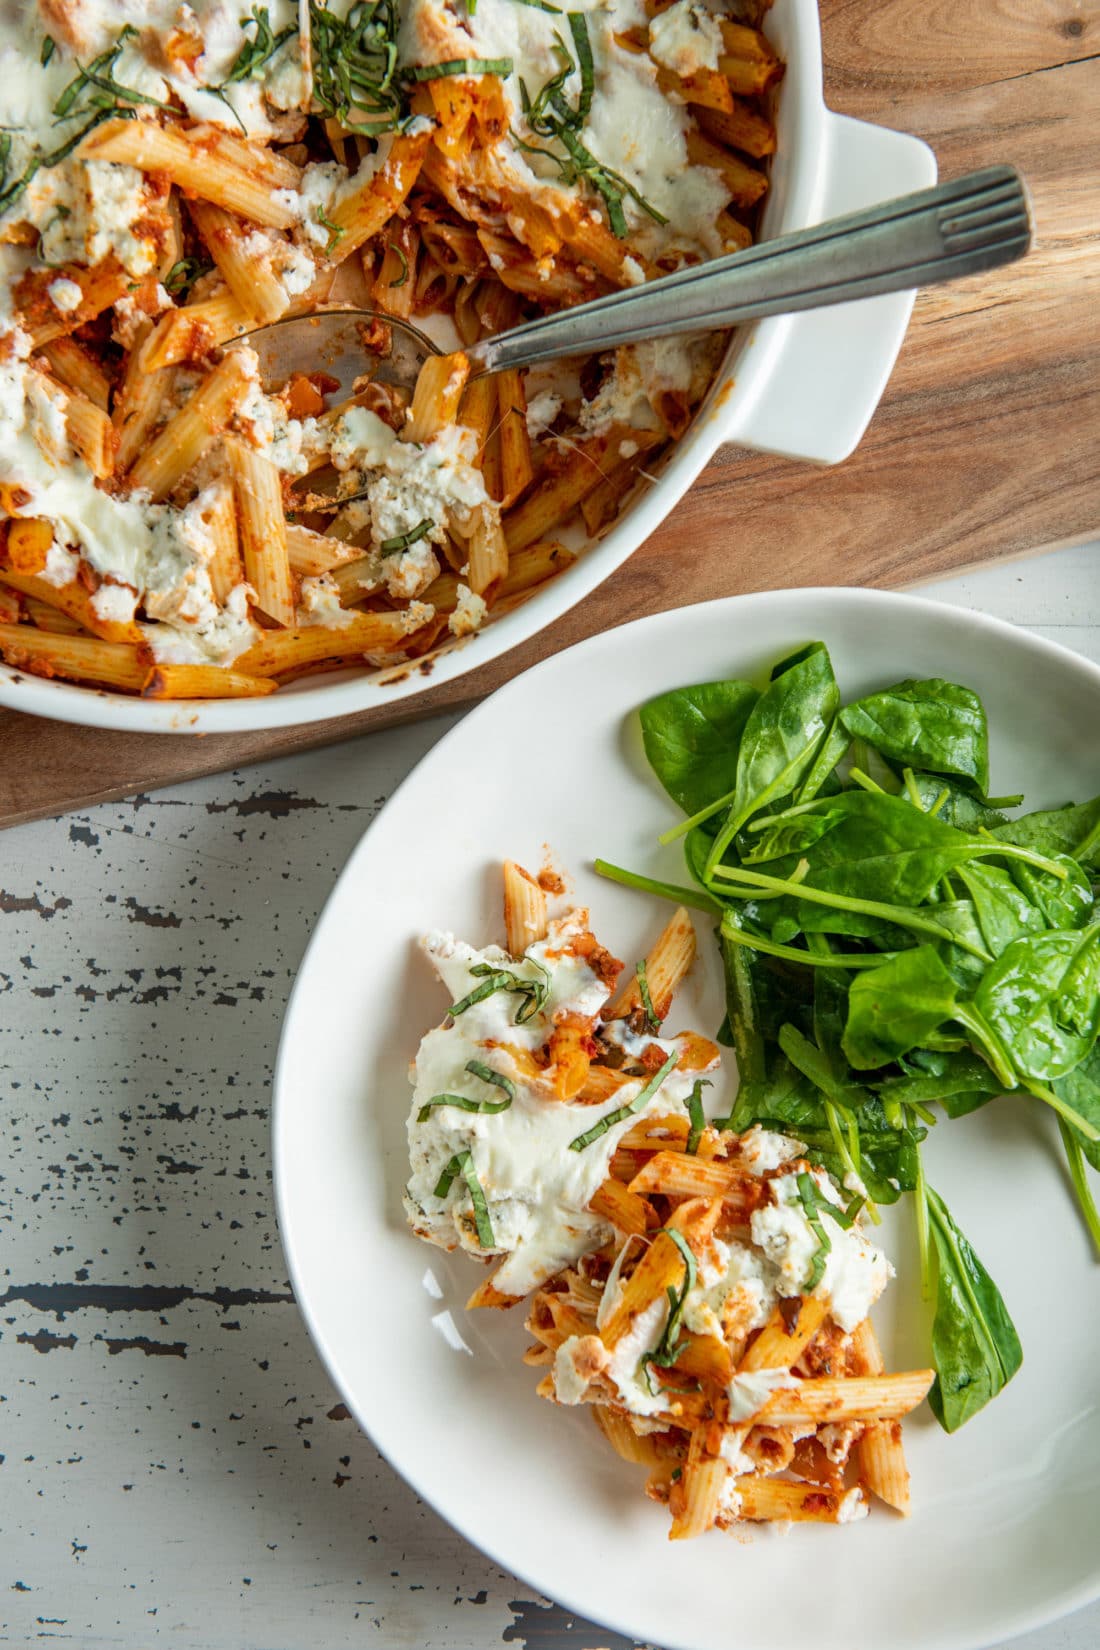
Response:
[[274, 587, 1100, 1650]]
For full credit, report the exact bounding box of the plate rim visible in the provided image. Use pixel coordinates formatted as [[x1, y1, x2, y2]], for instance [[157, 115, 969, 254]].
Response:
[[273, 585, 1100, 1650]]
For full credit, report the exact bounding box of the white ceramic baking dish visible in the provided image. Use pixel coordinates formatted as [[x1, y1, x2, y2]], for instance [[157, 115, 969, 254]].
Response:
[[0, 0, 935, 734]]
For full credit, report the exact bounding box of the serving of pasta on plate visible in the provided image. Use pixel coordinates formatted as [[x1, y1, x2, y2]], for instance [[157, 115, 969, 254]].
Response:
[[0, 0, 780, 701], [404, 860, 934, 1539]]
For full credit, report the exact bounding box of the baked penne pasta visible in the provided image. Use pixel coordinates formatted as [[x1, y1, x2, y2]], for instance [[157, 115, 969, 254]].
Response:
[[0, 1, 780, 698]]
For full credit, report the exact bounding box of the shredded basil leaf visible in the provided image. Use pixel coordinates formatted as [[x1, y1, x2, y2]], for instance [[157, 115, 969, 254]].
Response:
[[163, 256, 213, 298], [406, 57, 513, 82], [221, 5, 297, 85], [684, 1078, 710, 1154], [310, 0, 405, 133], [40, 36, 56, 65], [417, 1059, 515, 1121], [450, 959, 551, 1025], [570, 1051, 679, 1151], [387, 242, 409, 287], [635, 959, 660, 1033], [510, 0, 563, 12], [314, 203, 345, 257], [796, 1170, 833, 1289], [433, 1149, 495, 1247], [53, 26, 173, 119], [379, 518, 433, 557], [567, 12, 594, 127], [640, 1228, 698, 1393]]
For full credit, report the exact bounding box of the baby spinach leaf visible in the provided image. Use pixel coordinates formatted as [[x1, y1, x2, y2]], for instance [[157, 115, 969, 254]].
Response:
[[876, 1051, 1004, 1120], [1008, 854, 1094, 933], [992, 795, 1100, 870], [795, 717, 851, 804], [956, 861, 1047, 957], [639, 678, 758, 818], [840, 678, 990, 795], [705, 642, 839, 873], [842, 946, 961, 1069], [1052, 1046, 1100, 1171], [906, 773, 1008, 831], [973, 922, 1100, 1081], [925, 1186, 1022, 1431]]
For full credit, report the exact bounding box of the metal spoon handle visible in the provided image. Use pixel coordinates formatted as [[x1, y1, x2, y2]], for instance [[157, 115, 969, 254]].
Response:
[[471, 165, 1031, 375]]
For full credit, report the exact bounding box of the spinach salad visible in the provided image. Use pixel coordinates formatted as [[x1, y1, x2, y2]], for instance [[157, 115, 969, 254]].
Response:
[[596, 641, 1100, 1432]]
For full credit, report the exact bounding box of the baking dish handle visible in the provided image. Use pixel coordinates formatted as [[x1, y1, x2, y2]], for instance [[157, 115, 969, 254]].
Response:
[[729, 111, 938, 466]]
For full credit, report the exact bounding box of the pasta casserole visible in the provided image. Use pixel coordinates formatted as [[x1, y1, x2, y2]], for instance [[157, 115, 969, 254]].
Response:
[[0, 0, 780, 700], [404, 862, 934, 1538]]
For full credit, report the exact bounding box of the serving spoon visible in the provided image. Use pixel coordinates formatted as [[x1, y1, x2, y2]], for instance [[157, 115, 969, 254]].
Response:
[[232, 165, 1031, 398]]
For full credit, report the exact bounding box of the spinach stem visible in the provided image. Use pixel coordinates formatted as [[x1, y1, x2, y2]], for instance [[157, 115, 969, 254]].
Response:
[[709, 863, 994, 962], [1021, 1078, 1100, 1144], [1057, 1118, 1100, 1258], [593, 858, 721, 915], [657, 787, 735, 845], [913, 1132, 931, 1301], [847, 766, 885, 795], [718, 918, 898, 970]]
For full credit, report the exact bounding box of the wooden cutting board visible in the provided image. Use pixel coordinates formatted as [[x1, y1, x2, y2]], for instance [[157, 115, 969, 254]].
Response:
[[2, 0, 1098, 829]]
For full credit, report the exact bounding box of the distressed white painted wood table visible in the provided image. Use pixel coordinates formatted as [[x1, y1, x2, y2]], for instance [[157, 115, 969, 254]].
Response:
[[2, 543, 1098, 1650]]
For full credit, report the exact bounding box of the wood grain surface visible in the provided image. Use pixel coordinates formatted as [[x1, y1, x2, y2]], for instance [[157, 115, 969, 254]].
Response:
[[2, 0, 1098, 827]]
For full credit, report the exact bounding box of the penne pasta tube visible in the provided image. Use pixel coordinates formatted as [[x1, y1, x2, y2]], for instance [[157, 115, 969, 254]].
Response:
[[503, 859, 547, 956], [23, 596, 85, 635], [733, 1476, 865, 1524], [654, 64, 733, 114], [504, 428, 631, 552], [4, 518, 53, 575], [198, 476, 243, 605], [592, 1406, 668, 1466], [588, 1177, 655, 1237], [286, 522, 365, 577], [670, 1430, 728, 1540], [496, 369, 534, 508], [600, 1229, 693, 1350], [628, 1151, 761, 1207], [0, 621, 146, 690], [225, 436, 293, 628], [80, 119, 300, 228], [324, 132, 431, 260], [465, 501, 508, 599], [18, 257, 130, 347], [466, 1276, 523, 1310], [0, 569, 140, 645], [757, 1371, 935, 1427], [142, 664, 276, 698], [851, 1318, 913, 1514], [234, 608, 429, 677], [405, 351, 471, 443], [65, 391, 116, 479], [739, 1296, 830, 1372], [39, 337, 111, 409], [184, 123, 304, 189], [143, 292, 253, 370], [607, 906, 696, 1021], [685, 130, 769, 209], [188, 200, 291, 325], [129, 353, 255, 501], [693, 98, 777, 159]]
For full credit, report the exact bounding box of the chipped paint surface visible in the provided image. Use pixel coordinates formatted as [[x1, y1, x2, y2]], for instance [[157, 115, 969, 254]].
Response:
[[0, 714, 650, 1650], [2, 549, 1098, 1650]]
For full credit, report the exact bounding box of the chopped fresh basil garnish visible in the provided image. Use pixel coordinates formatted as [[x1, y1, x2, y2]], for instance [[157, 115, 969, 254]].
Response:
[[40, 35, 56, 65], [417, 1059, 516, 1121], [54, 25, 173, 119], [569, 1051, 679, 1151], [796, 1170, 832, 1290], [221, 6, 297, 85], [310, 0, 404, 133], [379, 518, 434, 557], [635, 959, 660, 1033], [406, 57, 514, 82], [433, 1149, 494, 1247], [387, 242, 409, 286], [450, 959, 551, 1025], [164, 256, 213, 298], [684, 1078, 710, 1154], [640, 1227, 698, 1393]]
